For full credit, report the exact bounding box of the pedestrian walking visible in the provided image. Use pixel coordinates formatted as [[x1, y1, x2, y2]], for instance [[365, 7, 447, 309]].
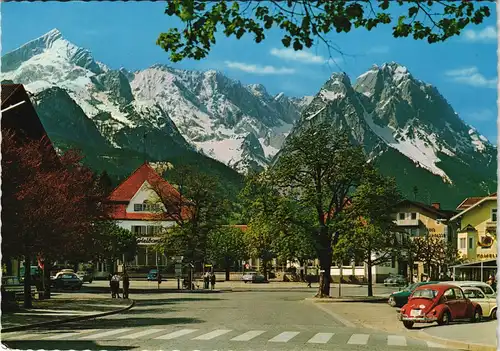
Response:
[[204, 272, 210, 289], [111, 273, 121, 298], [122, 272, 130, 299], [210, 272, 216, 290]]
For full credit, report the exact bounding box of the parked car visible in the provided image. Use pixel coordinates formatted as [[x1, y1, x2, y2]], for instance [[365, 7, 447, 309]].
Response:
[[241, 271, 267, 283], [399, 283, 482, 329], [384, 274, 407, 287], [388, 281, 439, 307], [441, 281, 496, 298], [76, 271, 93, 283], [147, 269, 159, 281], [462, 286, 497, 319], [51, 272, 83, 290]]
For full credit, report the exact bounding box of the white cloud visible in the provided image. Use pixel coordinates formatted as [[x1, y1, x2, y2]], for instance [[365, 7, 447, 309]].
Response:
[[270, 48, 339, 65], [224, 61, 295, 75], [444, 66, 497, 89], [463, 26, 497, 43], [367, 46, 390, 54]]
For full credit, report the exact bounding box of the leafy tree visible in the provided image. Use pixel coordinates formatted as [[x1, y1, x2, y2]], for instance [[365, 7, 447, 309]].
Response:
[[271, 122, 367, 297], [413, 235, 462, 279], [158, 1, 491, 62], [92, 221, 137, 273], [336, 169, 402, 296], [2, 131, 106, 307], [206, 226, 246, 281], [151, 164, 230, 266], [244, 217, 278, 280]]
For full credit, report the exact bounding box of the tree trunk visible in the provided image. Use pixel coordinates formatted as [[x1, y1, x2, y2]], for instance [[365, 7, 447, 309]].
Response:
[[43, 261, 52, 299], [315, 250, 332, 298], [367, 257, 373, 297], [262, 259, 268, 280], [23, 256, 32, 308], [224, 257, 230, 281]]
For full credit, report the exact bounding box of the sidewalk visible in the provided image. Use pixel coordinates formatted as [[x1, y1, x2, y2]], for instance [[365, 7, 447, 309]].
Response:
[[1, 293, 132, 332], [312, 300, 497, 351], [419, 321, 497, 351]]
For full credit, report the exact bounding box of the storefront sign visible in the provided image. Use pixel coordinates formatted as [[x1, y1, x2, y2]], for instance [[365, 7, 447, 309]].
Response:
[[477, 253, 497, 259], [137, 237, 161, 244]]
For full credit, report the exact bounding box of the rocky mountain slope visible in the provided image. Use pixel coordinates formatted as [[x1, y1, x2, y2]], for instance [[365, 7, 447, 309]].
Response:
[[281, 63, 496, 208], [2, 29, 307, 175]]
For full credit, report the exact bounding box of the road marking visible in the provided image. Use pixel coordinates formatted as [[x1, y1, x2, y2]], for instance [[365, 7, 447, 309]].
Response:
[[192, 329, 232, 340], [43, 332, 82, 340], [347, 333, 369, 345], [426, 341, 448, 348], [388, 335, 407, 346], [79, 328, 132, 339], [117, 328, 164, 339], [5, 333, 38, 340], [307, 332, 334, 344], [155, 329, 198, 340], [268, 331, 300, 342], [230, 330, 265, 341]]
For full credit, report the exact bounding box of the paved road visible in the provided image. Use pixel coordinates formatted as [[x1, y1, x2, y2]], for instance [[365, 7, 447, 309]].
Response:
[[2, 290, 458, 351]]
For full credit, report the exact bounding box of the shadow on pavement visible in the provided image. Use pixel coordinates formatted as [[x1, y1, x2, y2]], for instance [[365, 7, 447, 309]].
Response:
[[32, 317, 205, 331], [2, 341, 135, 350], [134, 297, 224, 306]]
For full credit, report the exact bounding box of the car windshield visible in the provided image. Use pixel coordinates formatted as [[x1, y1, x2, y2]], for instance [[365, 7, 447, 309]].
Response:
[[62, 274, 75, 279], [411, 289, 438, 299]]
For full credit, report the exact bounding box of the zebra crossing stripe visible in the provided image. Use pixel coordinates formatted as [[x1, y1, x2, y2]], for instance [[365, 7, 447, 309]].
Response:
[[117, 328, 164, 339], [155, 329, 198, 340], [307, 332, 334, 344], [347, 333, 370, 345], [43, 332, 82, 340], [268, 331, 300, 342], [192, 329, 232, 340], [388, 335, 407, 346], [426, 341, 448, 348], [79, 328, 132, 339], [230, 330, 265, 341]]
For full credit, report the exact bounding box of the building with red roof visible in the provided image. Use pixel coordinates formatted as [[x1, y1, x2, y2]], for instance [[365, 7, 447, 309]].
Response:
[[96, 162, 190, 276]]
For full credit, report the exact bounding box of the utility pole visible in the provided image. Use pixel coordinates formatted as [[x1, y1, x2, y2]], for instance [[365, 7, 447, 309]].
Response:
[[143, 132, 148, 163]]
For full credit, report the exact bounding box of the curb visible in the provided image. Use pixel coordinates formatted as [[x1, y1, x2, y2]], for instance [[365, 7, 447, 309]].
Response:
[[1, 300, 135, 333], [81, 287, 232, 294], [417, 330, 497, 351], [304, 297, 388, 303]]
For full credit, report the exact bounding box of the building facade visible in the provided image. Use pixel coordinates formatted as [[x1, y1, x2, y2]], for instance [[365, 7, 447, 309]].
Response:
[[393, 200, 457, 280], [95, 162, 186, 278], [450, 193, 497, 281]]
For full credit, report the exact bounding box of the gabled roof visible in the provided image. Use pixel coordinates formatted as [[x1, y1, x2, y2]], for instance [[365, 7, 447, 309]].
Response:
[[395, 199, 456, 219], [450, 195, 497, 222], [106, 162, 190, 221], [108, 162, 180, 202], [456, 192, 497, 211]]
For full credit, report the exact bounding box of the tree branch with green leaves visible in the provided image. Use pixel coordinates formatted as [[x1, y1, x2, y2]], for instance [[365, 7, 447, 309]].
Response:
[[158, 0, 492, 62]]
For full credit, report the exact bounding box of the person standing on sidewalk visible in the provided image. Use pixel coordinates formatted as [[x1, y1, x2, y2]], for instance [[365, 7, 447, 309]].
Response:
[[122, 272, 130, 299], [111, 273, 121, 298], [210, 272, 216, 290]]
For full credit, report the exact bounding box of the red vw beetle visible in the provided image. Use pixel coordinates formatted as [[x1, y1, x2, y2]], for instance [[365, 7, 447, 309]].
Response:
[[398, 283, 482, 329]]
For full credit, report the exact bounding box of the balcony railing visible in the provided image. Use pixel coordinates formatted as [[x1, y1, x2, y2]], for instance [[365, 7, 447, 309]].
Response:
[[396, 218, 419, 226]]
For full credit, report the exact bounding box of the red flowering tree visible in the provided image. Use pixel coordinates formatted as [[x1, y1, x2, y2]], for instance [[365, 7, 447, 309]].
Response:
[[2, 131, 107, 307]]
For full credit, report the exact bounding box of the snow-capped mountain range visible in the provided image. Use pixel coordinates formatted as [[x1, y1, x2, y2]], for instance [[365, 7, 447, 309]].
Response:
[[284, 63, 496, 206], [2, 29, 309, 173], [2, 29, 496, 207]]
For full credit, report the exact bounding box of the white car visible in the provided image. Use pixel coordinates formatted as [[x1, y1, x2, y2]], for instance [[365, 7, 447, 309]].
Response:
[[441, 281, 496, 298], [462, 286, 497, 319]]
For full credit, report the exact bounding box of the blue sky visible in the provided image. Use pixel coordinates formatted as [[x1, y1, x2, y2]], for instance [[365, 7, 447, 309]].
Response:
[[2, 2, 498, 142]]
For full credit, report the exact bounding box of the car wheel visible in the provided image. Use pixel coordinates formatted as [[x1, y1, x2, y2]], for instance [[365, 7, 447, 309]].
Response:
[[403, 321, 414, 329], [438, 311, 451, 326], [388, 297, 396, 307], [244, 281, 248, 284], [471, 308, 482, 323], [490, 308, 497, 319]]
